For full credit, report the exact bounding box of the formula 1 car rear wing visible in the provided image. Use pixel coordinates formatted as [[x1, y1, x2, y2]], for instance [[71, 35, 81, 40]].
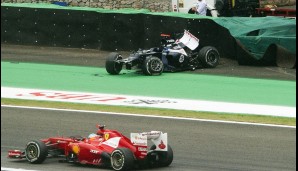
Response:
[[160, 30, 199, 51], [177, 30, 199, 50], [131, 131, 168, 151]]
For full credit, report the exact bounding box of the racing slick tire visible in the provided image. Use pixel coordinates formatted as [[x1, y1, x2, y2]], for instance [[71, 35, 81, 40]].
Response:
[[149, 144, 173, 167], [25, 140, 48, 164], [111, 148, 135, 171], [142, 56, 164, 76], [198, 46, 220, 68], [106, 52, 123, 75]]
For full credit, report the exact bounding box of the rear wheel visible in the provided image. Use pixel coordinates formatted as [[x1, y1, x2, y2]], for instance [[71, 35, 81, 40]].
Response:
[[198, 46, 220, 68], [25, 140, 48, 164], [111, 148, 135, 171], [142, 56, 164, 76], [106, 52, 123, 75]]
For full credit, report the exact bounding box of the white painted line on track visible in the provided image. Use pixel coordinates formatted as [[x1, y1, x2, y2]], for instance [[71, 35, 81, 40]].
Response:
[[2, 105, 296, 129], [1, 87, 296, 118]]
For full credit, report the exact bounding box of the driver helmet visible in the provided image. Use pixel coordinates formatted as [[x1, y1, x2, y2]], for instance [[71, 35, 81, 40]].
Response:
[[88, 133, 99, 140]]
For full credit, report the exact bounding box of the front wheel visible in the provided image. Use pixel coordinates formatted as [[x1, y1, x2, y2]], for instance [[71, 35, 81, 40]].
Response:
[[106, 52, 123, 75], [111, 148, 135, 171], [142, 56, 164, 76], [198, 46, 220, 68], [25, 140, 48, 164]]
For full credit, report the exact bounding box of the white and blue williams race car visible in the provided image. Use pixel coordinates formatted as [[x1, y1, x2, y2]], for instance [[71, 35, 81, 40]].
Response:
[[106, 30, 220, 76]]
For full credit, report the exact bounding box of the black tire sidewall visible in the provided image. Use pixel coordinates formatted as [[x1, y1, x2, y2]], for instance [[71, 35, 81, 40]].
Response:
[[106, 52, 123, 75]]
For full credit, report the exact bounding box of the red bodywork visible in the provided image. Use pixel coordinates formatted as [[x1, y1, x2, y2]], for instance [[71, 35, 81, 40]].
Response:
[[8, 125, 146, 166]]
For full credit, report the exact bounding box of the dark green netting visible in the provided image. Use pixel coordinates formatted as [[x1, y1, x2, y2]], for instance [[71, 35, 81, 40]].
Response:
[[212, 17, 296, 57], [212, 16, 296, 68]]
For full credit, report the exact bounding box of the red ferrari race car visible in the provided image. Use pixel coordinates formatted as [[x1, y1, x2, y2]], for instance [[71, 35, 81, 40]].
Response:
[[7, 124, 173, 171]]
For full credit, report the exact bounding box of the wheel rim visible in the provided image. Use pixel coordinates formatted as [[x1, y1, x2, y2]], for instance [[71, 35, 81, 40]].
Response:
[[206, 51, 218, 64], [26, 144, 38, 160], [114, 55, 122, 72], [112, 152, 124, 169], [150, 59, 163, 72]]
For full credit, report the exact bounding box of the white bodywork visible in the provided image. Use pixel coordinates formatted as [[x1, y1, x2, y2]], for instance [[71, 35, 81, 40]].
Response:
[[131, 131, 168, 151], [172, 0, 219, 17], [177, 30, 199, 50]]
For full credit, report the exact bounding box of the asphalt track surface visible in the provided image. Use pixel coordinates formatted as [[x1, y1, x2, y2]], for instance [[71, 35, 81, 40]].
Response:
[[1, 106, 296, 171]]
